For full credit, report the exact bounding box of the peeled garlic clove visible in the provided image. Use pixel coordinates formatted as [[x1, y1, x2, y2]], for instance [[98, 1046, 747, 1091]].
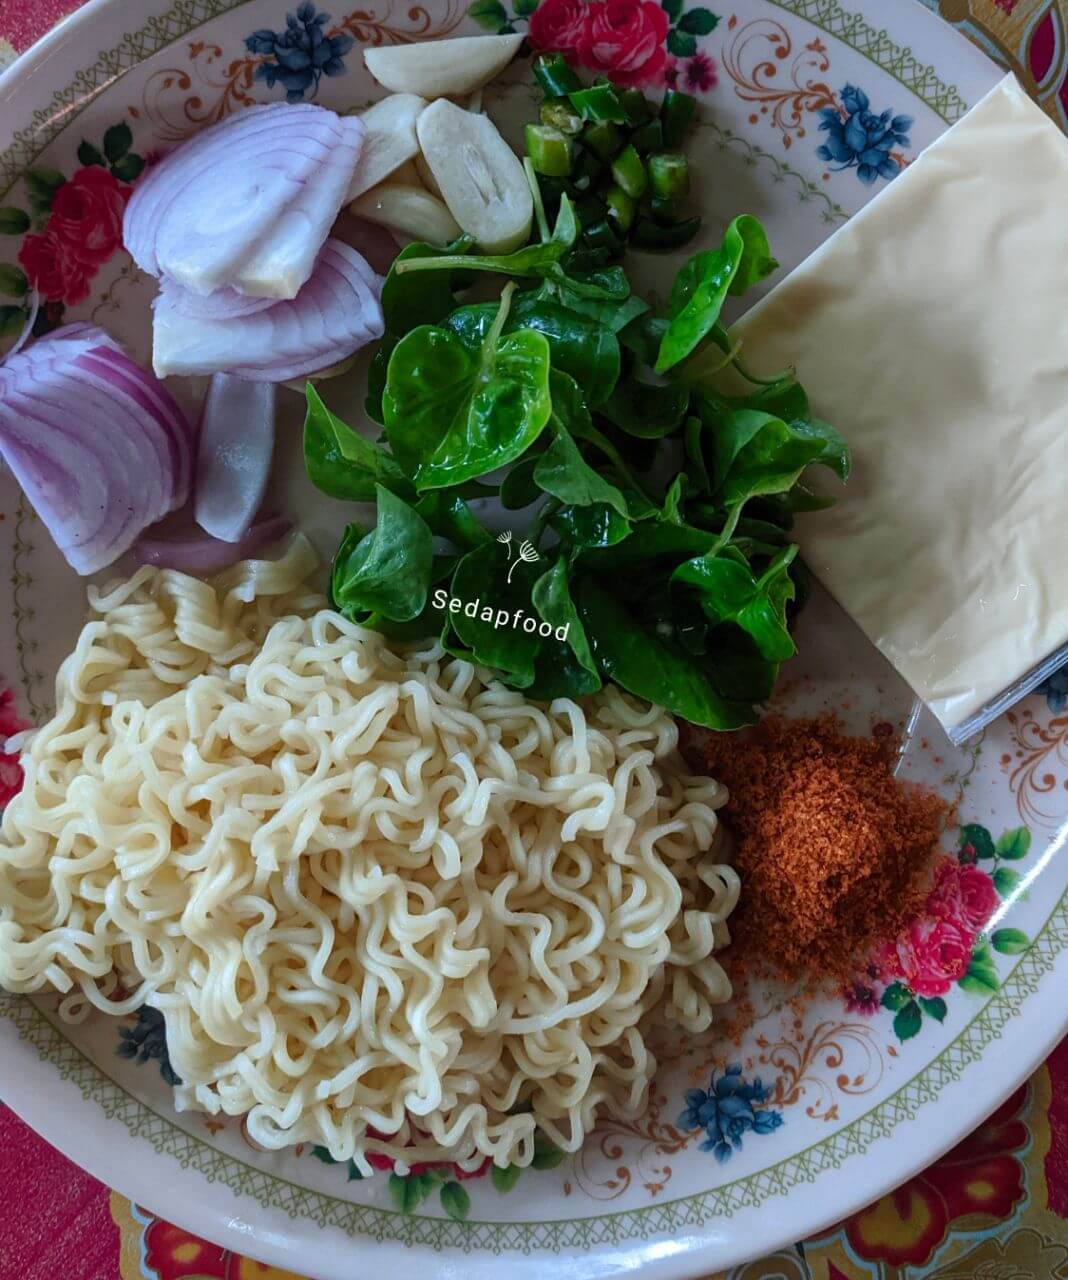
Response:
[[350, 182, 461, 246], [415, 152, 443, 199], [416, 99, 532, 255], [390, 158, 425, 187], [346, 93, 427, 201], [364, 34, 522, 99]]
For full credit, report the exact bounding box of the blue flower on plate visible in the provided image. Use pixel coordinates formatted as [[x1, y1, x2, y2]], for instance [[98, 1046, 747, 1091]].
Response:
[[677, 1064, 783, 1162], [246, 2, 354, 102], [116, 1006, 181, 1087], [817, 85, 913, 185], [1036, 665, 1068, 713]]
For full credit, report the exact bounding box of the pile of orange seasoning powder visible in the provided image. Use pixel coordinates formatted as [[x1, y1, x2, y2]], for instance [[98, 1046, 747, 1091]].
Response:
[[701, 715, 947, 981]]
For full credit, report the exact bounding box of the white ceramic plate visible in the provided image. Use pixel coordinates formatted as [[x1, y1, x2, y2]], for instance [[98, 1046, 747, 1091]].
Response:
[[1, 1, 1065, 1276]]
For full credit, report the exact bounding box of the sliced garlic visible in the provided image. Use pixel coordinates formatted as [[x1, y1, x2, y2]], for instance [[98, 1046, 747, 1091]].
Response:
[[391, 158, 425, 187], [364, 34, 522, 99], [417, 99, 532, 255], [346, 94, 427, 201], [350, 182, 461, 246], [415, 152, 443, 199]]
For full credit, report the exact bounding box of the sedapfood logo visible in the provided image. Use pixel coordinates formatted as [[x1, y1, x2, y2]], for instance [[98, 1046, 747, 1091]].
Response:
[[431, 530, 571, 640]]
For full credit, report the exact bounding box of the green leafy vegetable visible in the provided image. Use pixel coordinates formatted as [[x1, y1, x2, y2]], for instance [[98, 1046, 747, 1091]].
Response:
[[446, 542, 544, 687], [534, 426, 628, 515], [672, 544, 798, 661], [600, 371, 689, 438], [330, 486, 433, 623], [395, 196, 578, 280], [656, 215, 778, 373], [445, 294, 620, 407], [383, 285, 553, 491], [299, 92, 847, 727], [576, 579, 754, 729], [304, 384, 413, 502]]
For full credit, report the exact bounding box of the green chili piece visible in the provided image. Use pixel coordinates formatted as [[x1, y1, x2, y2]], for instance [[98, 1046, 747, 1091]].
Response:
[[569, 83, 628, 123], [573, 193, 607, 228], [650, 195, 683, 224], [610, 144, 648, 200], [540, 98, 584, 136], [604, 184, 636, 233], [661, 89, 697, 148], [526, 124, 574, 177], [629, 118, 664, 154], [631, 214, 701, 249], [648, 152, 690, 199], [582, 120, 625, 160], [620, 88, 652, 124], [583, 218, 624, 254], [533, 53, 582, 98]]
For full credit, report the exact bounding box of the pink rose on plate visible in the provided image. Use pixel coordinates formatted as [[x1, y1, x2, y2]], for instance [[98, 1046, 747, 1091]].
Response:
[[897, 917, 974, 998], [583, 0, 670, 86], [927, 858, 999, 934], [0, 685, 30, 807], [528, 0, 593, 57], [48, 166, 130, 270]]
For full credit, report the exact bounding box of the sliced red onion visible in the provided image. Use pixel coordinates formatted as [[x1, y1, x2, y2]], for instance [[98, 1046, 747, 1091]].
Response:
[[195, 374, 276, 543], [123, 103, 365, 300], [332, 210, 400, 277], [0, 325, 194, 575], [133, 510, 291, 573], [156, 279, 279, 320], [152, 239, 384, 381]]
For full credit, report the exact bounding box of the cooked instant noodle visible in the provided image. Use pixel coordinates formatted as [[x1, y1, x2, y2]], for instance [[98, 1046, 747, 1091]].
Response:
[[0, 537, 738, 1170]]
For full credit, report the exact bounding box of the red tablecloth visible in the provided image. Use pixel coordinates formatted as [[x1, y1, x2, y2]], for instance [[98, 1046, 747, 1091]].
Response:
[[1, 2, 1066, 1278]]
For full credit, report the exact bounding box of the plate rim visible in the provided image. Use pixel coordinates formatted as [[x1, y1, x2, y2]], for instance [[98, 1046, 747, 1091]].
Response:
[[0, 0, 1063, 1274]]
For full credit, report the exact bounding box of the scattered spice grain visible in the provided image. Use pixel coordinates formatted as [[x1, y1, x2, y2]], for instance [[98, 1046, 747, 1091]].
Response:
[[703, 715, 947, 982]]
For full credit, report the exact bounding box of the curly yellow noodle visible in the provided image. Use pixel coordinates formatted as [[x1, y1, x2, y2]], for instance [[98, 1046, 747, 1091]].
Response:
[[0, 535, 738, 1171]]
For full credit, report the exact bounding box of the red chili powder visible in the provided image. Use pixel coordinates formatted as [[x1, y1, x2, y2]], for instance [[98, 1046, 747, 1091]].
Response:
[[702, 715, 948, 981]]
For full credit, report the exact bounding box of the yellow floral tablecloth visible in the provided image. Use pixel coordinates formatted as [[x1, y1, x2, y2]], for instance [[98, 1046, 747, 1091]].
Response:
[[0, 2, 1065, 1278]]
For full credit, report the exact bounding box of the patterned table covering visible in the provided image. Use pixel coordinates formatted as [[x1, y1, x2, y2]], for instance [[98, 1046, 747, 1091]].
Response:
[[0, 2, 1066, 1278]]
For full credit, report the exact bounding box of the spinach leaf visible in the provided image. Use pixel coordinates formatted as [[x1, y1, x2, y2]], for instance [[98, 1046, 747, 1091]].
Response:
[[620, 312, 670, 365], [659, 475, 686, 523], [304, 384, 413, 502], [395, 196, 579, 280], [330, 486, 433, 622], [526, 642, 603, 699], [500, 455, 543, 510], [532, 277, 647, 332], [583, 521, 722, 570], [372, 555, 457, 641], [600, 371, 690, 438], [742, 378, 810, 423], [367, 238, 472, 423], [655, 215, 778, 373], [545, 263, 631, 301], [383, 285, 552, 491], [575, 578, 755, 729], [706, 409, 845, 506], [707, 632, 780, 703], [414, 491, 492, 550], [445, 295, 621, 407], [549, 503, 631, 548], [532, 557, 599, 679], [447, 542, 544, 687], [534, 426, 628, 515], [672, 543, 798, 661], [683, 415, 711, 494]]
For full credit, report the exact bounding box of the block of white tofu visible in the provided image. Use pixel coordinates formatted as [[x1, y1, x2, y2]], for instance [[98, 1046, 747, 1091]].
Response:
[[729, 74, 1068, 735]]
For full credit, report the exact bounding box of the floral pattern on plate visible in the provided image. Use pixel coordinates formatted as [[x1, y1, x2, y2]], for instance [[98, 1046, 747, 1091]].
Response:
[[0, 123, 144, 332], [843, 822, 1032, 1043], [245, 2, 355, 101], [470, 0, 722, 89]]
